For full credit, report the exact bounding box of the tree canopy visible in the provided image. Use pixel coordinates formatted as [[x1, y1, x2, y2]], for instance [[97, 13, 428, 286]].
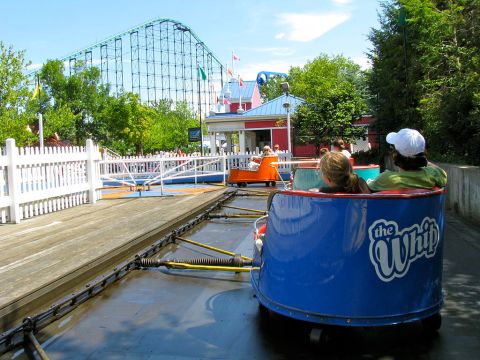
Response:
[[0, 49, 202, 155], [367, 0, 480, 164], [263, 54, 368, 154], [0, 42, 35, 146]]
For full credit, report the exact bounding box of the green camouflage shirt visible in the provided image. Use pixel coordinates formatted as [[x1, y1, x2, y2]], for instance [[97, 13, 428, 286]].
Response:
[[368, 165, 447, 192]]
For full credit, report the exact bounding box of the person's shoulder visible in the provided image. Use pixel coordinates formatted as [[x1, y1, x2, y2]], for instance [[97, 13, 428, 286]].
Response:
[[424, 164, 447, 185], [374, 169, 395, 179], [367, 170, 399, 191]]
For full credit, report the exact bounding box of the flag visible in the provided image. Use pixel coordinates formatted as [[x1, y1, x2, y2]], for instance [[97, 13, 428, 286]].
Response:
[[32, 83, 41, 99], [198, 66, 207, 80], [239, 78, 244, 87], [227, 68, 233, 76], [223, 97, 231, 105], [232, 53, 240, 61]]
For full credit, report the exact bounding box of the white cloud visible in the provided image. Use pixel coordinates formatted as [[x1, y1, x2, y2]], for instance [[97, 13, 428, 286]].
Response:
[[352, 56, 372, 70], [248, 47, 296, 56], [26, 63, 42, 71], [275, 33, 286, 40], [332, 0, 354, 6], [277, 12, 351, 42]]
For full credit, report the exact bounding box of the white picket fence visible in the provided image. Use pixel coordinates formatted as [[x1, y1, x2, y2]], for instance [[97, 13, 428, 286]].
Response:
[[0, 139, 102, 224], [0, 140, 291, 223]]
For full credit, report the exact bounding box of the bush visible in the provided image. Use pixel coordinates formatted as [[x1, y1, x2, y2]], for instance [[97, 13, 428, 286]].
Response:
[[353, 149, 382, 166]]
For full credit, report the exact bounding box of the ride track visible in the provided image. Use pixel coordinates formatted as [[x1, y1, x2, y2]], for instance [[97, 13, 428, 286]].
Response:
[[1, 186, 479, 359], [0, 188, 264, 358]]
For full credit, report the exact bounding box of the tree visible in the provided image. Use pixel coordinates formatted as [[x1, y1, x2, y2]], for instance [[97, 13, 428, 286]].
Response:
[[99, 92, 155, 155], [0, 42, 35, 145], [43, 105, 78, 141], [290, 55, 368, 154], [144, 100, 199, 153], [39, 60, 110, 145], [294, 83, 366, 154], [367, 0, 480, 164], [259, 75, 289, 102]]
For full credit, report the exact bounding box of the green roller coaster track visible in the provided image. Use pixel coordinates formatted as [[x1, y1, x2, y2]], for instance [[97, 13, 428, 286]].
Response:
[[30, 18, 225, 116]]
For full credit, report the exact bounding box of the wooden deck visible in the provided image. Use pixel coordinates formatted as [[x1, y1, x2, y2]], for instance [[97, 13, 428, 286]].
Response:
[[0, 188, 229, 330]]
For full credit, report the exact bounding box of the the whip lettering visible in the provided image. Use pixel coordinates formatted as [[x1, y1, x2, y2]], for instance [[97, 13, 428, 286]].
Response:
[[368, 217, 440, 282]]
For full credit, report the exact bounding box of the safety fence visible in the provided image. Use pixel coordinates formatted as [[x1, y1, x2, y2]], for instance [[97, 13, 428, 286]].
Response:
[[0, 139, 102, 224], [100, 150, 291, 190], [0, 140, 291, 223]]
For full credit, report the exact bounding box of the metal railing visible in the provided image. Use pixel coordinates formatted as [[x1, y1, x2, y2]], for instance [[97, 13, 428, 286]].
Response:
[[100, 152, 292, 194]]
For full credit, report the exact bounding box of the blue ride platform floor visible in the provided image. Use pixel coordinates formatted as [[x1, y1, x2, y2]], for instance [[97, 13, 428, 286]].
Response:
[[101, 183, 223, 199]]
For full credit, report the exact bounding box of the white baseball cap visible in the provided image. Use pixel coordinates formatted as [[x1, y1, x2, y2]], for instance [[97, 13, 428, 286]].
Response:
[[386, 128, 425, 157]]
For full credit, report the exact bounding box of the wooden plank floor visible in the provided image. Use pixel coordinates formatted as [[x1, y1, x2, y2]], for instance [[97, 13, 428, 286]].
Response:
[[0, 188, 228, 330]]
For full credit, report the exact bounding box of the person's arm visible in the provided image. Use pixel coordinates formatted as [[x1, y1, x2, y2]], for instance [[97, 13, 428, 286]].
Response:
[[366, 171, 393, 192], [427, 162, 448, 186]]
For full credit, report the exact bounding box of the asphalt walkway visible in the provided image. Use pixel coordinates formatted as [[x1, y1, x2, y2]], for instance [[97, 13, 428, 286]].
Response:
[[0, 188, 229, 331]]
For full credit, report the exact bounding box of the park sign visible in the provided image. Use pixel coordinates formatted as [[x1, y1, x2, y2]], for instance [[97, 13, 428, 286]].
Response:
[[188, 127, 202, 142]]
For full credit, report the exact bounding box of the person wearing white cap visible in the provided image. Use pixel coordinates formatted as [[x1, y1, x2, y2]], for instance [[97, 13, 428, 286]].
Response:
[[368, 128, 447, 191]]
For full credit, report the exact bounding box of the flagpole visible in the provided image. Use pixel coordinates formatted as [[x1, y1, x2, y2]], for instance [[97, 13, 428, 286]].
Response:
[[36, 75, 44, 152], [238, 75, 242, 112], [197, 69, 203, 156], [225, 63, 231, 99]]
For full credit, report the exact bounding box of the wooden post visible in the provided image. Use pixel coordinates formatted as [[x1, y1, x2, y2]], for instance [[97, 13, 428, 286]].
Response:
[[86, 139, 97, 204], [6, 138, 21, 223]]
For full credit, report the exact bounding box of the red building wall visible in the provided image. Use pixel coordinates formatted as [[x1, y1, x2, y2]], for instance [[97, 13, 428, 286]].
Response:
[[293, 144, 317, 157], [245, 120, 278, 129], [272, 128, 288, 151], [230, 101, 252, 113]]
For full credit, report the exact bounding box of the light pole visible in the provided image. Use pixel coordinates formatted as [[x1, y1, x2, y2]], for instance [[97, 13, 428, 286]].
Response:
[[34, 75, 44, 152], [281, 82, 292, 154]]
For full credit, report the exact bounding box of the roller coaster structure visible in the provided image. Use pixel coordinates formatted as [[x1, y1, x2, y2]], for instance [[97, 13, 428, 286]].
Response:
[[33, 18, 225, 116]]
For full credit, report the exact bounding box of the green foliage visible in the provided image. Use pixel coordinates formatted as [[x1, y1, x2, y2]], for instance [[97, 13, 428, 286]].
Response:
[[368, 0, 480, 165], [144, 100, 199, 153], [259, 75, 288, 101], [0, 47, 202, 153], [39, 59, 110, 145], [290, 54, 368, 154], [98, 93, 154, 155], [352, 149, 382, 167], [43, 105, 78, 140], [0, 42, 35, 146]]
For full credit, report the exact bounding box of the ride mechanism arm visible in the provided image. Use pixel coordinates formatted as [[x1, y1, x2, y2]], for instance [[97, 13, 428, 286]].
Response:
[[136, 236, 255, 272]]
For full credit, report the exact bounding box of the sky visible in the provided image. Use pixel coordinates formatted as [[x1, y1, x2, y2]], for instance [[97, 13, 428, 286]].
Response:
[[0, 0, 382, 81]]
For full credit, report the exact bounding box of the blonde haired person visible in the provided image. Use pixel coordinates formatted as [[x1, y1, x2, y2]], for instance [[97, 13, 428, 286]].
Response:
[[262, 145, 275, 156], [248, 145, 275, 170], [311, 152, 370, 193]]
